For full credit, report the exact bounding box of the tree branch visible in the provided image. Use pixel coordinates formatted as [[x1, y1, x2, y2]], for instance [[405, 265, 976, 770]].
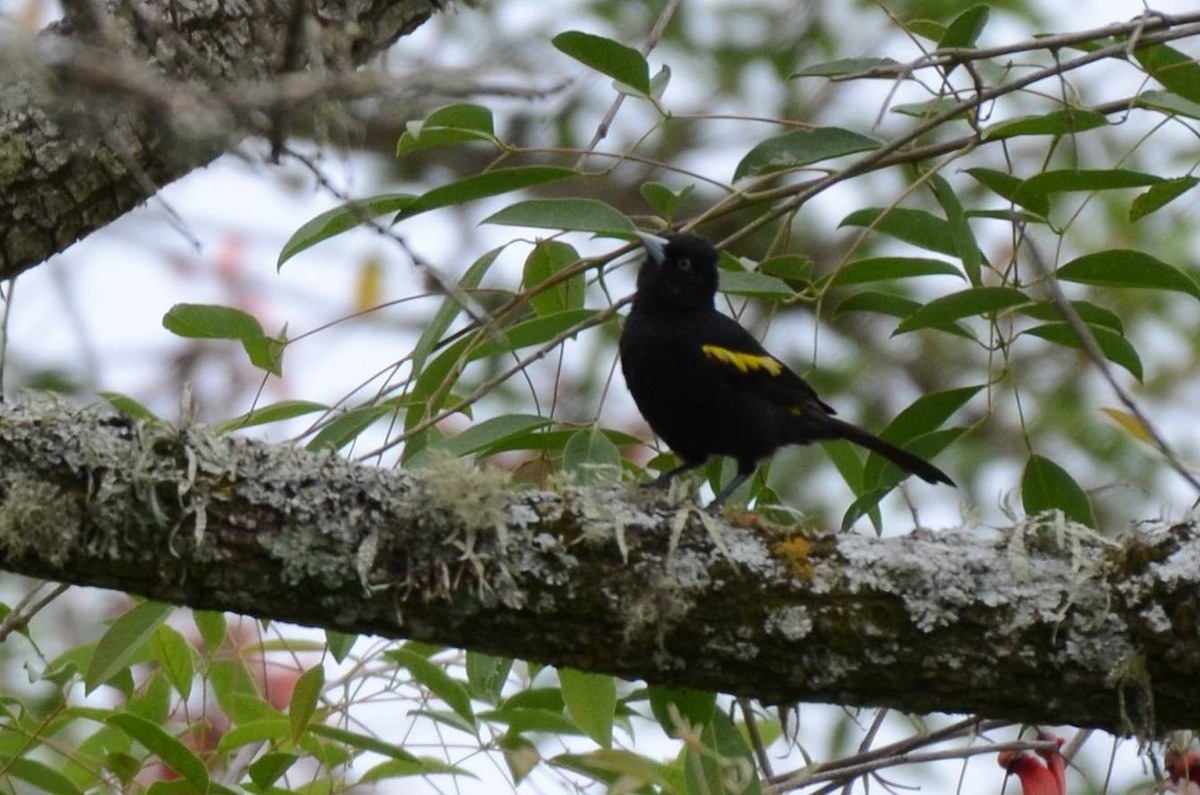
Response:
[[0, 0, 443, 278], [0, 398, 1193, 735]]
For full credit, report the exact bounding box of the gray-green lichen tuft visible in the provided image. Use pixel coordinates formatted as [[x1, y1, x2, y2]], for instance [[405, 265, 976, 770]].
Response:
[[0, 480, 80, 565]]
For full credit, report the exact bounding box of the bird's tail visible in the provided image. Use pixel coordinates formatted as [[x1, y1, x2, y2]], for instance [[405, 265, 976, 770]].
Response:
[[824, 417, 955, 487]]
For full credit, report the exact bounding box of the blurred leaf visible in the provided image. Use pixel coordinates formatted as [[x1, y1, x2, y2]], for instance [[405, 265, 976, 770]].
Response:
[[523, 240, 585, 316], [389, 649, 476, 727], [277, 194, 414, 266], [560, 668, 616, 748], [214, 400, 329, 435], [305, 404, 396, 452], [966, 167, 1049, 217], [411, 245, 505, 379], [1134, 43, 1200, 104], [484, 198, 634, 235], [411, 103, 494, 134], [552, 749, 674, 789], [834, 290, 921, 319], [685, 708, 762, 795], [217, 718, 291, 751], [1013, 169, 1162, 209], [874, 385, 983, 446], [648, 686, 715, 737], [87, 602, 173, 694], [397, 103, 498, 155], [98, 392, 163, 424], [326, 631, 356, 663], [929, 174, 983, 285], [163, 303, 263, 340], [248, 753, 297, 790], [1100, 407, 1156, 444], [1019, 300, 1123, 333], [289, 665, 324, 740], [847, 427, 969, 530], [192, 610, 226, 651], [938, 4, 989, 51], [553, 31, 650, 94], [309, 723, 424, 759], [426, 414, 553, 459], [1134, 89, 1200, 120], [394, 166, 579, 225], [758, 254, 813, 282], [1022, 455, 1096, 526], [1057, 249, 1200, 301], [894, 287, 1032, 334], [791, 57, 904, 78], [1021, 322, 1143, 381], [1, 756, 83, 795], [734, 127, 880, 181], [563, 429, 622, 486], [353, 256, 385, 312], [983, 109, 1108, 140], [361, 757, 475, 782], [718, 269, 795, 298], [641, 181, 694, 220], [839, 207, 956, 256], [149, 625, 194, 701], [107, 713, 209, 791], [466, 652, 513, 703], [1130, 176, 1199, 220], [828, 256, 963, 287]]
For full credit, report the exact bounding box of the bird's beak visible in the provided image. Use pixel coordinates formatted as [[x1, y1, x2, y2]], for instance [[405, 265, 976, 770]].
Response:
[[634, 231, 669, 266]]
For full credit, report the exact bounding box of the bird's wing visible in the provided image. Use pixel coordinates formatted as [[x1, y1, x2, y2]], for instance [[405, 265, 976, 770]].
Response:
[[697, 313, 836, 415]]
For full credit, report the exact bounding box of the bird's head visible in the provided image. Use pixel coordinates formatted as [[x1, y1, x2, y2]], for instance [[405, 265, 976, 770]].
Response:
[[633, 232, 719, 312]]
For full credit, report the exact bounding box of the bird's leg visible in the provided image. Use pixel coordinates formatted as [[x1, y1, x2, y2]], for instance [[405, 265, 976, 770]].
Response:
[[706, 461, 756, 513], [645, 458, 706, 489]]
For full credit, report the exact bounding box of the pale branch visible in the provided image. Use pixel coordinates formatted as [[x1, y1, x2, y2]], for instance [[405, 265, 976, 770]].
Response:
[[0, 0, 445, 279], [0, 397, 1195, 734]]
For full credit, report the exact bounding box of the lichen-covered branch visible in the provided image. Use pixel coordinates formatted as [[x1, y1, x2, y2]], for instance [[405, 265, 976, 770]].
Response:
[[0, 0, 442, 277], [0, 397, 1195, 735]]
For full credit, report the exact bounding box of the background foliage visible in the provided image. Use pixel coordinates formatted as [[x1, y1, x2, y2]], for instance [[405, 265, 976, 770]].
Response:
[[4, 0, 1200, 792]]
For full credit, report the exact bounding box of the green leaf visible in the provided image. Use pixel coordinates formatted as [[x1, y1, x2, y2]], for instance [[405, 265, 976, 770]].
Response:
[[838, 207, 957, 256], [1019, 300, 1123, 333], [86, 602, 173, 694], [480, 706, 581, 736], [326, 631, 356, 663], [412, 103, 494, 134], [305, 404, 396, 452], [828, 257, 963, 287], [3, 756, 85, 795], [192, 611, 226, 652], [1020, 322, 1144, 381], [791, 57, 904, 79], [758, 254, 813, 282], [833, 290, 921, 319], [107, 713, 210, 791], [396, 104, 498, 155], [559, 668, 616, 748], [289, 665, 324, 740], [873, 385, 983, 446], [248, 752, 297, 790], [1013, 169, 1162, 209], [1134, 89, 1200, 120], [216, 718, 291, 751], [481, 427, 642, 456], [149, 625, 194, 701], [552, 749, 674, 789], [465, 652, 513, 703], [846, 427, 969, 530], [563, 429, 622, 486], [938, 4, 989, 52], [163, 303, 263, 340], [389, 649, 475, 727], [685, 708, 762, 795], [98, 392, 162, 424], [394, 167, 579, 225], [640, 181, 694, 219], [1130, 176, 1200, 221], [361, 757, 475, 783], [894, 287, 1032, 335], [214, 400, 329, 435], [411, 246, 505, 378], [982, 109, 1108, 141], [648, 686, 715, 737], [1022, 455, 1096, 526], [1134, 43, 1200, 105], [426, 414, 553, 459], [966, 167, 1049, 217], [483, 198, 634, 235], [277, 194, 414, 267], [1057, 249, 1200, 301], [240, 333, 285, 377], [553, 31, 650, 94], [929, 174, 984, 286], [718, 269, 795, 298], [734, 127, 880, 181], [523, 240, 585, 316]]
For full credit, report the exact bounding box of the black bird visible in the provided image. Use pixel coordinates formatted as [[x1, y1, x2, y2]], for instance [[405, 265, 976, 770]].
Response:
[[619, 232, 955, 510]]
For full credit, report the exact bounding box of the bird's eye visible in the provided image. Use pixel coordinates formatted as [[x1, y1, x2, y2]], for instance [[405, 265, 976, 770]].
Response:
[[677, 258, 692, 271]]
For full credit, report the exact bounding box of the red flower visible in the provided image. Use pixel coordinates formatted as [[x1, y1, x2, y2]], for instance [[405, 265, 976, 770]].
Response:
[[1165, 749, 1200, 793], [998, 735, 1066, 795]]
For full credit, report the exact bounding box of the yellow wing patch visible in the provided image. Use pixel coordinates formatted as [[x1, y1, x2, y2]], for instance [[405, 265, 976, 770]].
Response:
[[701, 344, 784, 377]]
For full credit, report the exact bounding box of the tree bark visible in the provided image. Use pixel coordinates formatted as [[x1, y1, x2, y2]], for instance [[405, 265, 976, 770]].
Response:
[[0, 397, 1192, 736], [0, 0, 442, 278]]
